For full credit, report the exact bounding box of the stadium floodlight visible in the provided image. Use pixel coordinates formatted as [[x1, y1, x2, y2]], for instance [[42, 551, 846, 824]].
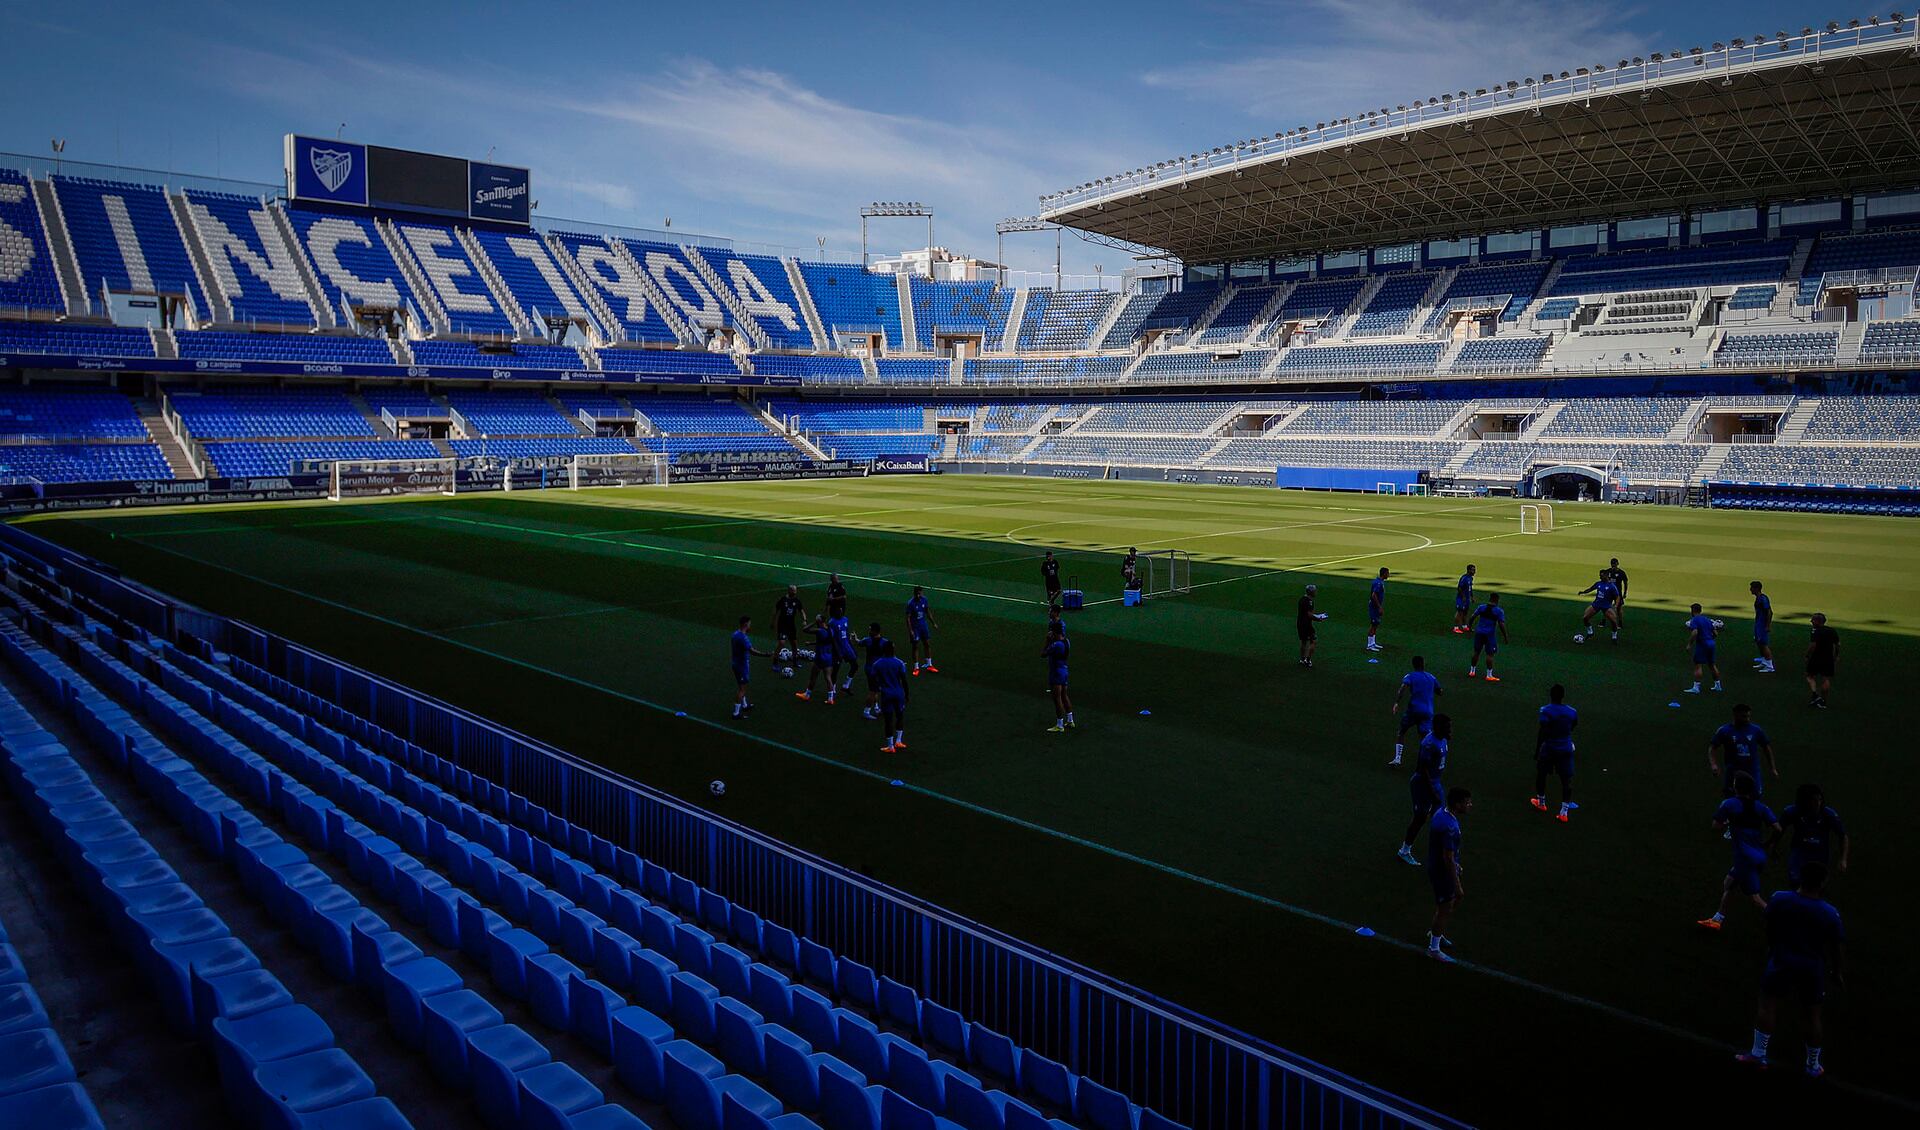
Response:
[[859, 201, 933, 267]]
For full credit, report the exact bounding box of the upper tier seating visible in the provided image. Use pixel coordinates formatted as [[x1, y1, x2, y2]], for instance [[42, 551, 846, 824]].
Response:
[[1096, 292, 1164, 348], [1275, 341, 1445, 375], [1273, 277, 1367, 324], [1532, 297, 1580, 321], [1727, 285, 1777, 310], [1283, 402, 1457, 435], [596, 348, 742, 378], [1856, 320, 1920, 365], [0, 170, 68, 314], [749, 356, 864, 383], [51, 177, 204, 319], [1450, 336, 1548, 372], [1799, 229, 1920, 303], [967, 357, 1130, 384], [468, 229, 596, 336], [1347, 272, 1435, 337], [287, 209, 418, 317], [1193, 286, 1276, 344], [394, 222, 517, 338], [547, 233, 683, 344], [1539, 400, 1691, 437], [1801, 395, 1920, 441], [180, 191, 318, 327], [620, 241, 735, 337], [818, 434, 941, 460], [1075, 401, 1237, 433], [0, 384, 146, 439], [555, 393, 635, 420], [443, 392, 574, 435], [794, 264, 904, 348], [1130, 351, 1271, 383], [0, 322, 154, 359], [1547, 239, 1794, 297], [1420, 260, 1551, 328], [979, 404, 1049, 432], [203, 439, 442, 476], [909, 279, 996, 347], [362, 390, 445, 419], [1134, 285, 1221, 334], [1019, 290, 1118, 351], [1714, 331, 1839, 365], [168, 386, 373, 439], [410, 341, 585, 371], [0, 443, 171, 482], [692, 250, 814, 349], [173, 331, 394, 366], [1029, 436, 1219, 466]]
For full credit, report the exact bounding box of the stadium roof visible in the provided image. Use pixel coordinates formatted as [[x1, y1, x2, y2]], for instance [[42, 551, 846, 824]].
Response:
[[1038, 17, 1920, 263]]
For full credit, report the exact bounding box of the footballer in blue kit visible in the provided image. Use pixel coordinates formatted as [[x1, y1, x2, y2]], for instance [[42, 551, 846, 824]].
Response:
[[1707, 704, 1778, 797], [795, 614, 843, 705], [831, 613, 859, 694], [869, 641, 911, 752], [1397, 715, 1451, 866], [859, 622, 891, 720], [1424, 786, 1473, 962], [1365, 568, 1388, 652], [1466, 594, 1508, 681], [1684, 602, 1724, 694], [1779, 785, 1849, 885], [1575, 570, 1621, 642], [1698, 772, 1782, 931], [1749, 580, 1775, 674], [1450, 564, 1476, 634], [905, 586, 938, 674], [1736, 861, 1845, 1078], [729, 616, 772, 718], [1043, 626, 1074, 733], [1532, 684, 1578, 821], [1387, 656, 1440, 767]]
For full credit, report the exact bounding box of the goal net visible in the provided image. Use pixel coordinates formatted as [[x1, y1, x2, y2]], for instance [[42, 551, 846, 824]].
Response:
[[569, 452, 670, 490], [322, 457, 458, 501], [1142, 548, 1192, 598], [1519, 503, 1555, 534]]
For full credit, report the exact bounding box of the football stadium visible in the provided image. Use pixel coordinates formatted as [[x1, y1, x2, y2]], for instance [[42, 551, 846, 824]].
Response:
[[0, 8, 1917, 1129]]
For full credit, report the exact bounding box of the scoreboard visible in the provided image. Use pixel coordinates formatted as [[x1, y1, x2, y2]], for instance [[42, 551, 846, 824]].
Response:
[[285, 135, 531, 226]]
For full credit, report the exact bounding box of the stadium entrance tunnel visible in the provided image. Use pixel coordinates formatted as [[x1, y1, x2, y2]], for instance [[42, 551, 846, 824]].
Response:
[[1533, 465, 1609, 502]]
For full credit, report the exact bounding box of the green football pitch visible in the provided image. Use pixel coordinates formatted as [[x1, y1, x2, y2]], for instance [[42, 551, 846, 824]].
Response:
[[16, 476, 1918, 1125]]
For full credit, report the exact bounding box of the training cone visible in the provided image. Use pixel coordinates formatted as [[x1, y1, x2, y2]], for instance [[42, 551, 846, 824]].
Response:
[[1354, 926, 1375, 938], [675, 711, 687, 718], [1138, 709, 1152, 716], [889, 778, 904, 787], [1668, 701, 1682, 709]]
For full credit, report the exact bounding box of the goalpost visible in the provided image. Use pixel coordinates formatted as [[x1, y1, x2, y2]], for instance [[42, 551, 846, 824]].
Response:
[[1142, 549, 1192, 599], [1520, 503, 1555, 534], [322, 457, 458, 501], [568, 452, 670, 490]]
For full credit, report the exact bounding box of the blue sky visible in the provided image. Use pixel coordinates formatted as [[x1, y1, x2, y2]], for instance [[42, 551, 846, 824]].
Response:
[[0, 0, 1847, 279]]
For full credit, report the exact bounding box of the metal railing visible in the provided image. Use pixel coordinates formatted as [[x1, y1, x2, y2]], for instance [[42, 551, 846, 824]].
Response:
[[0, 521, 1466, 1130], [1041, 18, 1920, 214]]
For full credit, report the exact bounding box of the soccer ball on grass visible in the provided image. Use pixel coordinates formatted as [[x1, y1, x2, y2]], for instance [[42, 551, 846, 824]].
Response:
[[709, 779, 727, 797]]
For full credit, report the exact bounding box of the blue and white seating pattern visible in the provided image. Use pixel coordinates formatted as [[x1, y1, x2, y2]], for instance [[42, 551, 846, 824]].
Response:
[[1096, 293, 1164, 349], [469, 229, 597, 337], [181, 191, 318, 327], [979, 404, 1049, 432], [0, 170, 67, 314], [796, 264, 904, 348], [549, 233, 683, 344], [0, 385, 146, 439], [288, 210, 418, 318], [695, 251, 814, 349], [909, 280, 996, 347], [393, 223, 517, 339], [622, 241, 734, 337], [1019, 291, 1118, 352], [51, 177, 203, 320]]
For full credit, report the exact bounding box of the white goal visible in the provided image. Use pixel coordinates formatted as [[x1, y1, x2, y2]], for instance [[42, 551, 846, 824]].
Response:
[[325, 457, 458, 501], [1520, 503, 1555, 534], [568, 452, 670, 490], [1142, 548, 1192, 599]]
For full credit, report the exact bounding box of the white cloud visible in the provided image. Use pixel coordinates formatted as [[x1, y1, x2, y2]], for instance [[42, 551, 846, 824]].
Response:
[[1142, 0, 1646, 126]]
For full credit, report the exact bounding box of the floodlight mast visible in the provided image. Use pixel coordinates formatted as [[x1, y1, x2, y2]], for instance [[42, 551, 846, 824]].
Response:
[[860, 202, 934, 268], [995, 217, 1062, 290]]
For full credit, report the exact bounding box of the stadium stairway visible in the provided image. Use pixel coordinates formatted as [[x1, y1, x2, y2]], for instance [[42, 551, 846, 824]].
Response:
[[131, 396, 199, 479], [0, 567, 1183, 1130]]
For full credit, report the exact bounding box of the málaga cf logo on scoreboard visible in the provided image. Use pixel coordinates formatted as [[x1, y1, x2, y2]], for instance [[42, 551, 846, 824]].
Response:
[[311, 148, 354, 194]]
